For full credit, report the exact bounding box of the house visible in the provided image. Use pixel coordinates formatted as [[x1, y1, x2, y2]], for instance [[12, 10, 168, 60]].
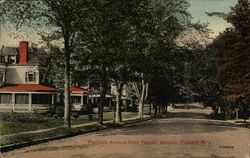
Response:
[[0, 41, 60, 113], [110, 84, 133, 111], [70, 86, 89, 111]]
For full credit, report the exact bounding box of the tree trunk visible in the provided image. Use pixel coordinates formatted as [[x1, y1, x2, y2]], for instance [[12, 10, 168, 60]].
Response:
[[115, 83, 123, 124], [138, 83, 145, 119], [133, 74, 149, 119], [138, 80, 149, 119], [154, 105, 157, 118], [98, 82, 107, 125], [158, 105, 161, 115], [149, 103, 152, 115], [64, 38, 71, 128]]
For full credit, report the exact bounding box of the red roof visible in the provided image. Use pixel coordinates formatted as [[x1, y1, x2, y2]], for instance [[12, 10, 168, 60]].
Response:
[[70, 87, 89, 92], [0, 84, 59, 91]]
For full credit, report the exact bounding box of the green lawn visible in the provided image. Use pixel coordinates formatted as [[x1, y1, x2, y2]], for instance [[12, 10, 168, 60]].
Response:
[[102, 112, 138, 121], [0, 116, 151, 147], [0, 124, 105, 147], [0, 112, 137, 135]]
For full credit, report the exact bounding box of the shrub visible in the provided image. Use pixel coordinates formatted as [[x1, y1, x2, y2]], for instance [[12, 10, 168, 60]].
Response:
[[0, 113, 48, 123], [54, 104, 64, 119], [72, 113, 80, 120]]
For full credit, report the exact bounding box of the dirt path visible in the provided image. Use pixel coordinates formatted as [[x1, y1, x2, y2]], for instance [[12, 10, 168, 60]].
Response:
[[2, 103, 249, 158]]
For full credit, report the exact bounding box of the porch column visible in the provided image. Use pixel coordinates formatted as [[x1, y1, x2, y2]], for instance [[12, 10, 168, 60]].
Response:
[[86, 95, 89, 104], [52, 94, 55, 105], [81, 93, 84, 105], [12, 93, 15, 112], [109, 99, 112, 107], [28, 93, 32, 112]]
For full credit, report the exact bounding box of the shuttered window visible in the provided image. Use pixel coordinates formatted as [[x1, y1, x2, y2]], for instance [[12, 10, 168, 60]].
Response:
[[25, 71, 37, 82]]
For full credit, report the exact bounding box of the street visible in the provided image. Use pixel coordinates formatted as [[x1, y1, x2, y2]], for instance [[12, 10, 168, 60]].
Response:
[[2, 104, 249, 158]]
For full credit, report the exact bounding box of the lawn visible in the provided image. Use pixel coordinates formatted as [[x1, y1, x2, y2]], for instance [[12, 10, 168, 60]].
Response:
[[0, 124, 105, 147], [0, 118, 93, 135], [0, 116, 151, 147], [102, 112, 138, 121], [0, 112, 137, 135]]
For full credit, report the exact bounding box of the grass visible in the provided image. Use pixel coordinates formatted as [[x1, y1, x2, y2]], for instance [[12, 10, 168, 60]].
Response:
[[102, 112, 138, 121], [0, 118, 94, 135], [0, 115, 151, 147], [0, 112, 137, 135], [0, 124, 105, 147]]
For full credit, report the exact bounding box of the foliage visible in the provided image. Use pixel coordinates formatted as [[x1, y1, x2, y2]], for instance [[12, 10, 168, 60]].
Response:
[[202, 0, 250, 119], [0, 113, 48, 123], [72, 113, 80, 120]]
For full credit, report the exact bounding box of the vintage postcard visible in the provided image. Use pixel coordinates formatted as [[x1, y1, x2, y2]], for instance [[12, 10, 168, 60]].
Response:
[[0, 0, 249, 158]]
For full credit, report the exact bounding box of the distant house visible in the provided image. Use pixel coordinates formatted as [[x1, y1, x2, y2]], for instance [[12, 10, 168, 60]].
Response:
[[0, 41, 60, 113], [70, 86, 89, 111]]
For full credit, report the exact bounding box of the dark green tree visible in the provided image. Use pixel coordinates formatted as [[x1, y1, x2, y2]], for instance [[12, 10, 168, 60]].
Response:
[[130, 0, 191, 119]]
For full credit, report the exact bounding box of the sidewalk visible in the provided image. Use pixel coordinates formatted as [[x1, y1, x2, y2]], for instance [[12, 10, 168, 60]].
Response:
[[1, 115, 150, 139]]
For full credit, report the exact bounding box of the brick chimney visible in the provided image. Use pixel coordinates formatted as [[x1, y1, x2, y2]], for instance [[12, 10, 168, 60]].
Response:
[[19, 41, 29, 64]]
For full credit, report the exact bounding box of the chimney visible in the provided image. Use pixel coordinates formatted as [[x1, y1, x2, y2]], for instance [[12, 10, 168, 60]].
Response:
[[19, 41, 29, 64]]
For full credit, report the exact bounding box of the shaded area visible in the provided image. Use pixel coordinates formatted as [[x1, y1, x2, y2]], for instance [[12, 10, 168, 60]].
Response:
[[165, 112, 209, 119], [173, 105, 208, 110], [99, 119, 237, 136]]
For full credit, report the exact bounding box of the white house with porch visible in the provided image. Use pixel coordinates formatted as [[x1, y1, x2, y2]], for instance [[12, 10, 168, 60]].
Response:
[[70, 86, 89, 111], [0, 41, 60, 113]]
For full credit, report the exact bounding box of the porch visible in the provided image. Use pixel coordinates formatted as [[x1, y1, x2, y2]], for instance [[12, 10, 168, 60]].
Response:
[[0, 92, 58, 113]]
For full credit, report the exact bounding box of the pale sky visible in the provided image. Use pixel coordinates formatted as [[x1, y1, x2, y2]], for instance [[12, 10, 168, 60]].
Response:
[[0, 0, 237, 47], [187, 0, 237, 37]]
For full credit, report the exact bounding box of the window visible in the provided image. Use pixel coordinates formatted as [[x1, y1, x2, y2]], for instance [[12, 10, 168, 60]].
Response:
[[9, 56, 16, 64], [0, 71, 5, 82], [71, 96, 81, 104], [32, 94, 52, 104], [25, 71, 37, 82], [0, 56, 4, 63], [15, 94, 29, 104], [83, 96, 88, 104], [0, 93, 12, 104]]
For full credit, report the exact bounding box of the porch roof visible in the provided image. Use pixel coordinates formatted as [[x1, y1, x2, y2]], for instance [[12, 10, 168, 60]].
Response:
[[70, 86, 89, 93], [0, 84, 60, 92]]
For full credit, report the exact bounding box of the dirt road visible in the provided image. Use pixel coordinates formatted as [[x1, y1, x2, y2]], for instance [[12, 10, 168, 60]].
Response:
[[2, 103, 249, 158]]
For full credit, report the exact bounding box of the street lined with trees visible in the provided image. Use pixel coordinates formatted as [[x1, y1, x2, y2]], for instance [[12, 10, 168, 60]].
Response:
[[0, 0, 249, 157], [0, 0, 249, 125]]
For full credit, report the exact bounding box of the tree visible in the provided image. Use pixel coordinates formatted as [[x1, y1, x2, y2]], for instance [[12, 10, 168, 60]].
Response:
[[1, 0, 90, 127], [208, 0, 250, 119], [74, 0, 141, 124], [130, 0, 191, 119]]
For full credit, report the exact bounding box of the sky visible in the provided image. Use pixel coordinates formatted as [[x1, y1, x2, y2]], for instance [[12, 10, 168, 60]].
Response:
[[0, 0, 238, 47], [187, 0, 237, 36]]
